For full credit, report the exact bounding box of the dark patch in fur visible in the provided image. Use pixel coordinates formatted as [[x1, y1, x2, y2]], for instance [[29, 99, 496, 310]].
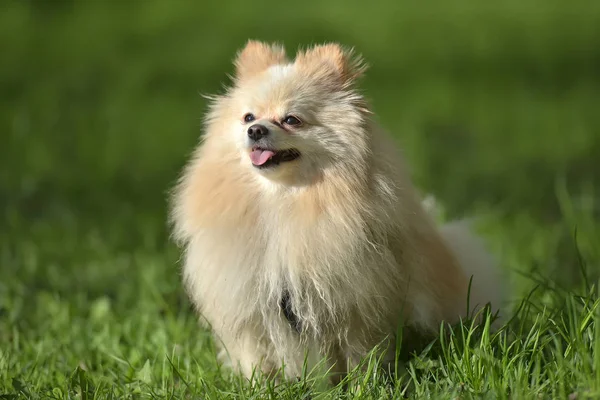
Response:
[[280, 290, 302, 334]]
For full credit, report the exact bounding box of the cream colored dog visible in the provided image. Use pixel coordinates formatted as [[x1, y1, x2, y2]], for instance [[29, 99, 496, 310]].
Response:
[[171, 40, 504, 383]]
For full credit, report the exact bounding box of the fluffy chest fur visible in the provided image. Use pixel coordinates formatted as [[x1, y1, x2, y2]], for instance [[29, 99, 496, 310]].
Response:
[[175, 154, 411, 351]]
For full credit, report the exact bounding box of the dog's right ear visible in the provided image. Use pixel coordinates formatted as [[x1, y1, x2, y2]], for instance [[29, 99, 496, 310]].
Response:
[[234, 40, 287, 81]]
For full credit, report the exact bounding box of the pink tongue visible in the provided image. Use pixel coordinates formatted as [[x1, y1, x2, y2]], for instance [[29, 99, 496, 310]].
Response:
[[250, 149, 276, 166]]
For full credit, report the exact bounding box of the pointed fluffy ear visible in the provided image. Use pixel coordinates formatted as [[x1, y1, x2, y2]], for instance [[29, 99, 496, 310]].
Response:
[[295, 43, 368, 86], [234, 40, 287, 80]]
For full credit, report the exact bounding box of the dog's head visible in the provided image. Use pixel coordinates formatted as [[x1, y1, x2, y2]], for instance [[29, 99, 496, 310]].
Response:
[[207, 41, 371, 185]]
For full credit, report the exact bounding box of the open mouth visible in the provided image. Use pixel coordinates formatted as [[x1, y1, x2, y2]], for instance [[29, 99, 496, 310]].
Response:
[[249, 147, 301, 169]]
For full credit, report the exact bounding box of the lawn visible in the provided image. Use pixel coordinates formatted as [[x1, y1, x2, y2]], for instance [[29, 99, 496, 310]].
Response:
[[1, 1, 600, 398]]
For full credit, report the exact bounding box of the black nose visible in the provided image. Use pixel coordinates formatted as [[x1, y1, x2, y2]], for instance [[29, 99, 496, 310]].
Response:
[[247, 124, 269, 141]]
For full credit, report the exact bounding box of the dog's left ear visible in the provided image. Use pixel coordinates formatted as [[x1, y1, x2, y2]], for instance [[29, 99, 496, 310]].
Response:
[[295, 43, 368, 86], [234, 40, 288, 80]]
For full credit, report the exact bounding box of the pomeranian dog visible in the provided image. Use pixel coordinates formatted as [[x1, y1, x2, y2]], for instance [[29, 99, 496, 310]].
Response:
[[171, 40, 504, 384]]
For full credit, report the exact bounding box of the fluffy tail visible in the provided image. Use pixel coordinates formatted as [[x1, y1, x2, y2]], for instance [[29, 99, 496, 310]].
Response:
[[439, 219, 506, 324]]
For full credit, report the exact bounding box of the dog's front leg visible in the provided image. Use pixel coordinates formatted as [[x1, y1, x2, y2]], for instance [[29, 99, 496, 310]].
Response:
[[215, 326, 278, 380]]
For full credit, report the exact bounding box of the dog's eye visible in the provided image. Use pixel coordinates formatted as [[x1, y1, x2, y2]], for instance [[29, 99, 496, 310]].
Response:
[[243, 113, 255, 123], [282, 115, 302, 126]]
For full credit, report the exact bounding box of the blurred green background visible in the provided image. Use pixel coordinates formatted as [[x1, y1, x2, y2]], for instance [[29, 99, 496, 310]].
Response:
[[1, 0, 599, 396], [2, 0, 599, 218]]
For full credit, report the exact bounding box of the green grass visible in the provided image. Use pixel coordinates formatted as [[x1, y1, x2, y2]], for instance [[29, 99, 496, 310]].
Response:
[[1, 0, 600, 398]]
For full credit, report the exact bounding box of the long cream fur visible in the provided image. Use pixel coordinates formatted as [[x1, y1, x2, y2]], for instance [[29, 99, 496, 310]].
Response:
[[171, 40, 504, 383]]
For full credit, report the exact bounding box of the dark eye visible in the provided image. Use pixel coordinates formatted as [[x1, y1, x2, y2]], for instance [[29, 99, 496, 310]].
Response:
[[243, 113, 255, 123], [282, 115, 302, 126]]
